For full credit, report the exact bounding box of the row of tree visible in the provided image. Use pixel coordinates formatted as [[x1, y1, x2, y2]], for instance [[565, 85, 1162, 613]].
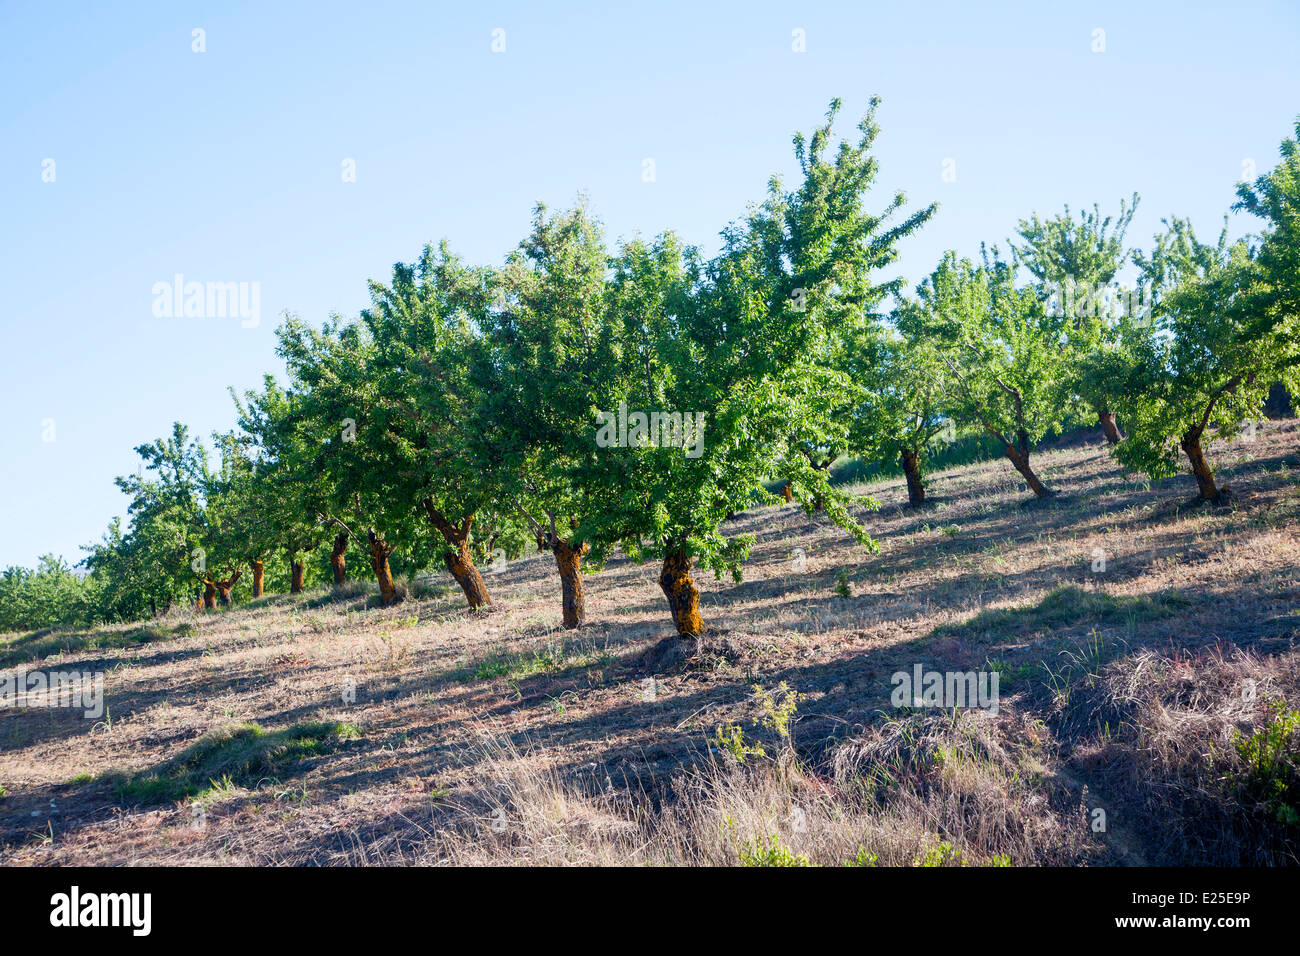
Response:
[[6, 103, 1297, 639]]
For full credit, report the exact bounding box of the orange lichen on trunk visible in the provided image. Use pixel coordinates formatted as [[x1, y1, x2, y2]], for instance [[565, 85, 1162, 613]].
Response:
[[289, 556, 305, 594], [659, 548, 704, 638], [251, 560, 264, 598], [202, 579, 216, 609]]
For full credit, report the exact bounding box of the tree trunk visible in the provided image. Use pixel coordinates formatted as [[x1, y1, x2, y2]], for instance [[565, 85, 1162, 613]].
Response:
[[330, 532, 348, 587], [442, 544, 490, 608], [552, 538, 588, 629], [781, 482, 794, 503], [659, 548, 704, 638], [289, 556, 304, 594], [202, 579, 216, 609], [901, 448, 925, 506], [422, 499, 491, 609], [367, 530, 397, 605], [1098, 409, 1124, 445], [1180, 428, 1228, 503], [1003, 430, 1053, 498], [251, 560, 264, 598], [214, 567, 242, 607]]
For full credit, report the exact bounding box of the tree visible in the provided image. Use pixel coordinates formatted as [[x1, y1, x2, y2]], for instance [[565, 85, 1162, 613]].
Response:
[[848, 322, 955, 507], [580, 98, 935, 637], [0, 556, 98, 632], [479, 201, 619, 628], [1115, 207, 1299, 504], [277, 316, 417, 605], [899, 248, 1072, 499], [357, 245, 502, 608], [1010, 195, 1141, 444], [230, 377, 335, 596], [106, 423, 213, 609], [1235, 118, 1300, 322]]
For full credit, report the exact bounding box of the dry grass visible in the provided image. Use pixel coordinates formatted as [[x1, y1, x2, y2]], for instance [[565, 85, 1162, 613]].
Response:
[[1, 420, 1297, 865]]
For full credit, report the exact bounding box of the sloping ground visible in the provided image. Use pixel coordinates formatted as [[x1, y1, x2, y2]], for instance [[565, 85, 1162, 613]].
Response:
[[1, 421, 1298, 865]]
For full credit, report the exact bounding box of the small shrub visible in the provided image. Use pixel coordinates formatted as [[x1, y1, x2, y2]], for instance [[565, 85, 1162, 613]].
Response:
[[739, 834, 811, 867], [1231, 701, 1300, 827], [844, 846, 877, 866], [834, 570, 852, 599], [715, 723, 765, 764]]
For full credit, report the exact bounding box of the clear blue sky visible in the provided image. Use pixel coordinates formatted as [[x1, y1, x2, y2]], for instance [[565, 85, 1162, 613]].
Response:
[[2, 0, 1297, 569]]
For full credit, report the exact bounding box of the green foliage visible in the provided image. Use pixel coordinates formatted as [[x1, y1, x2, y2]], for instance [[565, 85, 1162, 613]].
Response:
[[0, 555, 100, 632], [913, 838, 966, 867], [11, 104, 1298, 639], [715, 723, 765, 764], [1011, 195, 1142, 420], [1113, 220, 1282, 492], [739, 834, 812, 867], [581, 98, 932, 585], [478, 201, 619, 557], [844, 846, 878, 866], [1231, 702, 1300, 827], [897, 247, 1072, 496], [845, 321, 957, 492], [753, 681, 802, 741], [1113, 124, 1300, 496]]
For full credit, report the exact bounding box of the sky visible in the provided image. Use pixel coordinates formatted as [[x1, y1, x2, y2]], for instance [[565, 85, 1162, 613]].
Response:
[[1, 0, 1298, 570]]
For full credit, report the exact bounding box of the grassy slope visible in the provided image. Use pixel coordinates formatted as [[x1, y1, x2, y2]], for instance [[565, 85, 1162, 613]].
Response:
[[1, 421, 1298, 865]]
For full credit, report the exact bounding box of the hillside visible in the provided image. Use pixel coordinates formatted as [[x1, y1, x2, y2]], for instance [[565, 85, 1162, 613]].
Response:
[[2, 421, 1298, 866]]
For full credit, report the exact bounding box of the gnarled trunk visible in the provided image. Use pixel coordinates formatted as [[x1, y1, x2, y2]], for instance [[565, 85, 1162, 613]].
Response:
[[901, 448, 925, 506], [367, 530, 397, 605], [422, 499, 491, 608], [1098, 409, 1123, 445], [551, 538, 589, 629], [1180, 428, 1228, 504], [659, 547, 703, 638], [202, 579, 216, 609], [330, 532, 348, 587], [1002, 430, 1053, 498], [442, 544, 490, 608], [289, 555, 304, 594], [251, 560, 264, 597], [215, 567, 242, 607]]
